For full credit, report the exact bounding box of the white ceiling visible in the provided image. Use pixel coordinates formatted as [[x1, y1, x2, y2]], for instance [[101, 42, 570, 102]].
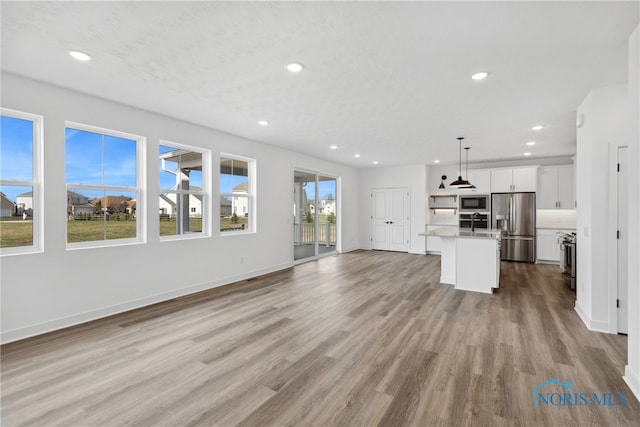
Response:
[[2, 1, 638, 168]]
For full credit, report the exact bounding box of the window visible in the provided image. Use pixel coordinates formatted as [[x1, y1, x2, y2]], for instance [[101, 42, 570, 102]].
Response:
[[0, 109, 42, 253], [159, 142, 209, 238], [65, 123, 144, 246], [220, 154, 255, 233]]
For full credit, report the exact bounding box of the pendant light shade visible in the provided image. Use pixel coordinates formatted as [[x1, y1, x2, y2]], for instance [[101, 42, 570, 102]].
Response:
[[450, 137, 472, 188]]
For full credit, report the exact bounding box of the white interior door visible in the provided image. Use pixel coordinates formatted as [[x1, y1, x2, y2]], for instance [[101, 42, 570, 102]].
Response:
[[370, 188, 409, 252], [371, 189, 388, 250], [388, 189, 409, 252], [617, 147, 628, 334]]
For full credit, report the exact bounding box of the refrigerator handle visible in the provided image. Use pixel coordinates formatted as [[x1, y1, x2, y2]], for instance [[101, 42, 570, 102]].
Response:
[[507, 195, 514, 233]]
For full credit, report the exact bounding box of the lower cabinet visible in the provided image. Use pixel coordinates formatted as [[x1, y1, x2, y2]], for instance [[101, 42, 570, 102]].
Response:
[[536, 229, 573, 262]]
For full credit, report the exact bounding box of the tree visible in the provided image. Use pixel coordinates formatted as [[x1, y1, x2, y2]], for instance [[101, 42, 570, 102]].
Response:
[[327, 212, 336, 224], [304, 211, 313, 223], [231, 212, 239, 224]]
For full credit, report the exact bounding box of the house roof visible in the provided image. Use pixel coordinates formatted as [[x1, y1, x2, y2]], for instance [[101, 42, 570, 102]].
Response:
[[232, 182, 248, 193]]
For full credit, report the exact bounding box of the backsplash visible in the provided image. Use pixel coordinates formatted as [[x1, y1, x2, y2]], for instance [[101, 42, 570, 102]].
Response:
[[536, 209, 576, 229]]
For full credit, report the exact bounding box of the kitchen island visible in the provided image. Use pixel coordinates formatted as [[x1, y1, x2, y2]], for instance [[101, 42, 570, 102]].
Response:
[[419, 228, 502, 294]]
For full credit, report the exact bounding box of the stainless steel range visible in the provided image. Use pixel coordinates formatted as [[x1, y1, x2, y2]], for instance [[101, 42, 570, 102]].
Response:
[[560, 232, 577, 290]]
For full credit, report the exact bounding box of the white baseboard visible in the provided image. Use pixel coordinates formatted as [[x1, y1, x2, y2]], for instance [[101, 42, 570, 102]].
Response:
[[409, 250, 426, 255], [440, 275, 455, 285], [574, 301, 610, 333], [624, 365, 640, 403], [340, 246, 362, 253], [0, 261, 293, 344]]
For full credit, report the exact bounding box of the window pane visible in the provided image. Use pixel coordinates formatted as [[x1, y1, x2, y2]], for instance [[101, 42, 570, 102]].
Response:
[[67, 188, 105, 243], [103, 135, 136, 187], [1, 116, 33, 181], [159, 191, 203, 236], [221, 195, 249, 232], [0, 185, 33, 248], [65, 128, 103, 185], [220, 158, 248, 193], [104, 191, 136, 240], [159, 144, 206, 238]]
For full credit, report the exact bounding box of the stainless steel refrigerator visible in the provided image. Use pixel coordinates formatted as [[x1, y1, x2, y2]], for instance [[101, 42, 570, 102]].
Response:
[[491, 192, 536, 262]]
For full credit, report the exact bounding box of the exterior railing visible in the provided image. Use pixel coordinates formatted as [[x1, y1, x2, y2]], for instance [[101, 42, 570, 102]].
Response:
[[294, 222, 336, 246]]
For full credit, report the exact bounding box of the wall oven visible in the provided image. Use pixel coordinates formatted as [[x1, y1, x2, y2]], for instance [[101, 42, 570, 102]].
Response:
[[459, 213, 489, 229], [459, 194, 490, 213]]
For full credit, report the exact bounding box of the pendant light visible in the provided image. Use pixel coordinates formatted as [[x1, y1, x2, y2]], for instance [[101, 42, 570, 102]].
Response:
[[450, 137, 472, 188], [463, 147, 476, 189]]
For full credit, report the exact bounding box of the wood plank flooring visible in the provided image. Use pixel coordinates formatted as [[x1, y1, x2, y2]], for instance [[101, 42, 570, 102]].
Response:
[[2, 250, 639, 426]]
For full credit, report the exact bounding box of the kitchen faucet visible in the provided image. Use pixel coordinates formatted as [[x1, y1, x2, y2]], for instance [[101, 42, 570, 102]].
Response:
[[471, 212, 480, 232]]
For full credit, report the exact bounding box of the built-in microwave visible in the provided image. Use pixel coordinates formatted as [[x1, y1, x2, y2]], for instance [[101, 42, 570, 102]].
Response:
[[459, 194, 490, 213]]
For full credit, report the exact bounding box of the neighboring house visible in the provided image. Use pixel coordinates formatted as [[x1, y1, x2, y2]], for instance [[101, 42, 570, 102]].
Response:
[[15, 191, 33, 216], [126, 200, 136, 215], [0, 192, 15, 217], [230, 182, 248, 217], [90, 195, 132, 214], [67, 191, 95, 216], [308, 199, 335, 215], [220, 196, 232, 217], [159, 186, 203, 218], [16, 190, 95, 217]]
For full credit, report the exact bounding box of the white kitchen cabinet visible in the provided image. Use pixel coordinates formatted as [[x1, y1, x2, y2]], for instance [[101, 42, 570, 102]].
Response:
[[491, 167, 537, 193], [536, 228, 573, 262], [537, 166, 574, 209], [460, 169, 491, 194]]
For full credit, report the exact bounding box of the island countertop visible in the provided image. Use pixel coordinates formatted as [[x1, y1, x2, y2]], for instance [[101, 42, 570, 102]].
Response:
[[419, 228, 502, 239]]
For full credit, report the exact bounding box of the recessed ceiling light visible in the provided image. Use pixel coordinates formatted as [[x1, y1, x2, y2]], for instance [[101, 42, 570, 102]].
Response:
[[286, 63, 303, 72], [531, 125, 543, 131], [372, 161, 379, 165], [434, 160, 440, 164], [524, 152, 532, 156], [354, 154, 361, 158], [471, 72, 489, 80], [258, 120, 270, 126], [526, 141, 536, 146], [330, 145, 338, 150], [69, 50, 92, 61]]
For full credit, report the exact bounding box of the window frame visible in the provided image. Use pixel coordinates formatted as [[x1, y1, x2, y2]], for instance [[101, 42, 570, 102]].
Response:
[[65, 121, 146, 250], [159, 140, 211, 241], [0, 108, 44, 256], [220, 153, 256, 235]]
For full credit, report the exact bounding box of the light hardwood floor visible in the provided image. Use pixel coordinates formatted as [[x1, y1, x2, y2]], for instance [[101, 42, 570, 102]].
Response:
[[1, 250, 639, 426]]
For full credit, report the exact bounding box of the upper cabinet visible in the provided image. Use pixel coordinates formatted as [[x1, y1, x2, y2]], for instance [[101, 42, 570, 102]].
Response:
[[491, 167, 537, 193], [537, 165, 574, 209]]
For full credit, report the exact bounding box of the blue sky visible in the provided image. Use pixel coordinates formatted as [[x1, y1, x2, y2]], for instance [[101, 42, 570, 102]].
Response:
[[1, 115, 33, 202], [66, 128, 136, 188]]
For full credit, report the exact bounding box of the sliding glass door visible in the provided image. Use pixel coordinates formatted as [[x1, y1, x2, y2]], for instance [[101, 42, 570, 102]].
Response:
[[293, 170, 337, 262]]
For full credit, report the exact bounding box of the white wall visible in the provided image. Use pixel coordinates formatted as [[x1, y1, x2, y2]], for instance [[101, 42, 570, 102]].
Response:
[[575, 84, 628, 332], [358, 164, 427, 254], [0, 73, 360, 343], [625, 24, 640, 401]]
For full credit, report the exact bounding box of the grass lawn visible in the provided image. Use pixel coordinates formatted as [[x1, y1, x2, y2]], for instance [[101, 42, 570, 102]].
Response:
[[0, 220, 33, 248], [2, 216, 252, 248]]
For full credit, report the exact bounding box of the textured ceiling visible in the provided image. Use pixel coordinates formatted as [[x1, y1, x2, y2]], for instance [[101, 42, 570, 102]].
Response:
[[2, 1, 638, 168]]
